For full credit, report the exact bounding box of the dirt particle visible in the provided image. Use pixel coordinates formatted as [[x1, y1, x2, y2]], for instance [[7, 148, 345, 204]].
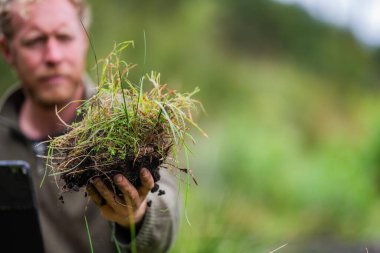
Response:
[[151, 183, 159, 193], [100, 198, 107, 206], [73, 185, 80, 192]]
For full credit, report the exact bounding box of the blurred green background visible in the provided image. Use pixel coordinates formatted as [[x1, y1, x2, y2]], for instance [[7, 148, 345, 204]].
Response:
[[2, 0, 380, 252]]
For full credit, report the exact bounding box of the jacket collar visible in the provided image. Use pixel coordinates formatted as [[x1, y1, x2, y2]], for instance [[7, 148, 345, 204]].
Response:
[[0, 75, 95, 139]]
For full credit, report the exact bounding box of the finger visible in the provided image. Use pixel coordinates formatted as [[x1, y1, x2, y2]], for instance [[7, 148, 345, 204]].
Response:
[[99, 204, 120, 221], [92, 177, 124, 211], [100, 204, 132, 228], [138, 168, 154, 198], [86, 184, 106, 206], [114, 174, 140, 209]]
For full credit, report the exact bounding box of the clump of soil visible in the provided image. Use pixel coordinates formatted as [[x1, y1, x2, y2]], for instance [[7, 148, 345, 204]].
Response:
[[61, 144, 166, 191], [44, 42, 206, 195]]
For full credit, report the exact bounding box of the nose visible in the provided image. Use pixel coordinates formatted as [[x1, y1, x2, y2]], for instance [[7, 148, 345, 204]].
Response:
[[45, 38, 63, 66]]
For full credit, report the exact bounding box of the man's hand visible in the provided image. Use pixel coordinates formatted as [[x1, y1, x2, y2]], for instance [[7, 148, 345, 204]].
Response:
[[87, 167, 154, 228]]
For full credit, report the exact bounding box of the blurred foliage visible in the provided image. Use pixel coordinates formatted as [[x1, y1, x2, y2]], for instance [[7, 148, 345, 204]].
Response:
[[2, 0, 380, 252], [219, 0, 378, 90]]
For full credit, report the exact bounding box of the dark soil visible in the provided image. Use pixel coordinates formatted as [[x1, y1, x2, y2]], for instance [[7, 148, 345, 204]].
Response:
[[60, 146, 168, 195]]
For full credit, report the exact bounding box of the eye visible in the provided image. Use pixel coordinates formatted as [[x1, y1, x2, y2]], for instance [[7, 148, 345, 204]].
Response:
[[21, 36, 47, 48], [56, 34, 74, 43]]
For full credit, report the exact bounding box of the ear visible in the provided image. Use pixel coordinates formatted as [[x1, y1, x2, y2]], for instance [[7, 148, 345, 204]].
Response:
[[0, 36, 14, 66]]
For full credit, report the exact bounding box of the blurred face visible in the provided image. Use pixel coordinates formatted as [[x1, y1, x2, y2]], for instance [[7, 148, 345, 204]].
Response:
[[3, 0, 88, 107]]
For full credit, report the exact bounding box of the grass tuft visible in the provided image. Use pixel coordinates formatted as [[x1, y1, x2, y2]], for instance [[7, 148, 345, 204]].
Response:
[[43, 41, 206, 194]]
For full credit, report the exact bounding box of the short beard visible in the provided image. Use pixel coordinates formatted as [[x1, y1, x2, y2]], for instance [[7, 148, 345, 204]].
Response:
[[33, 96, 69, 110], [24, 84, 83, 111]]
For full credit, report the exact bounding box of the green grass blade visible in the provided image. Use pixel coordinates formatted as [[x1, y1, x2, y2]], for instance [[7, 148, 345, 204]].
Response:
[[143, 30, 147, 66], [183, 147, 192, 226], [84, 214, 95, 253]]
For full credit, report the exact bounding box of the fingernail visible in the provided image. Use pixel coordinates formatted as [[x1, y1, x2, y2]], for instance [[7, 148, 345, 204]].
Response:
[[114, 174, 123, 183], [93, 177, 101, 184], [141, 168, 148, 176]]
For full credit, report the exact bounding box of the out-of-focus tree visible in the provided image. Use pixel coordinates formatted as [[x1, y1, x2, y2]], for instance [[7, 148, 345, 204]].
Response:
[[219, 0, 378, 89]]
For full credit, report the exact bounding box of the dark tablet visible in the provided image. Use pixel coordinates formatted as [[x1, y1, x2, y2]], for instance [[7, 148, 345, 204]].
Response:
[[0, 160, 44, 252]]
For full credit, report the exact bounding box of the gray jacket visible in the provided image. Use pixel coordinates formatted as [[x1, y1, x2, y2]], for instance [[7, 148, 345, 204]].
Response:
[[0, 79, 179, 253]]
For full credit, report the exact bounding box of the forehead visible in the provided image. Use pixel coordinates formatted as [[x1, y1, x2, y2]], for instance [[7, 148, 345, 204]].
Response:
[[9, 0, 80, 34]]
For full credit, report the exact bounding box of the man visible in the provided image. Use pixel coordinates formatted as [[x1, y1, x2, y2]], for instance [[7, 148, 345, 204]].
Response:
[[0, 0, 179, 252]]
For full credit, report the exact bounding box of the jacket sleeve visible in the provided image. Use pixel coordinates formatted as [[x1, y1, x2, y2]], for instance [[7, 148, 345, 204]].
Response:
[[113, 168, 180, 253]]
